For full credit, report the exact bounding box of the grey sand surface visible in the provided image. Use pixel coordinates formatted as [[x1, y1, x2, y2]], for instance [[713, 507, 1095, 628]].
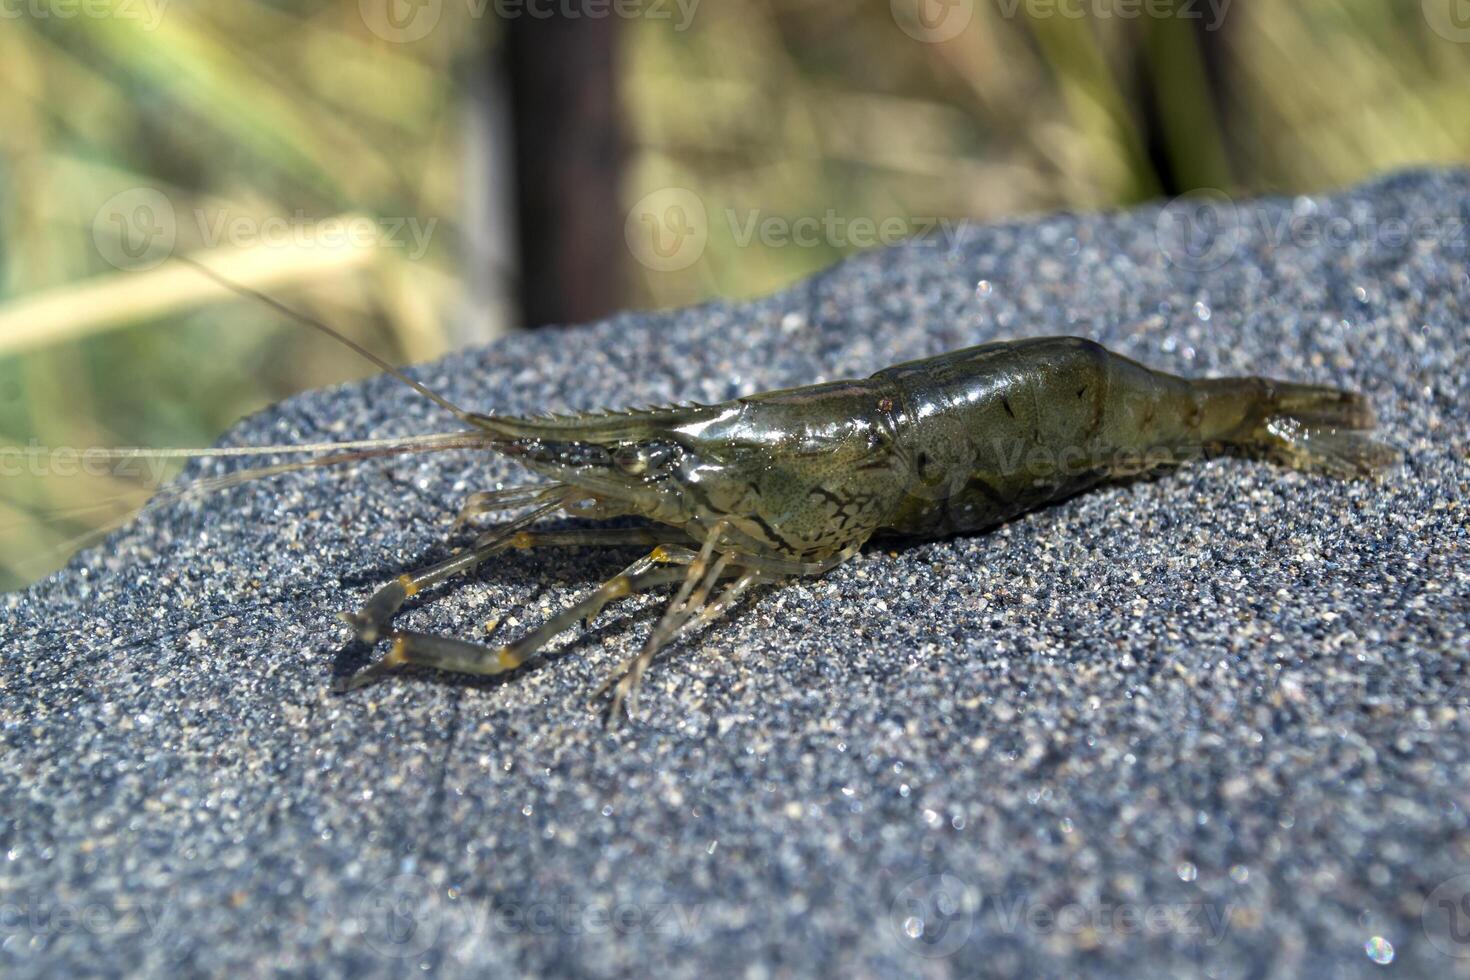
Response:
[[3, 169, 1468, 977]]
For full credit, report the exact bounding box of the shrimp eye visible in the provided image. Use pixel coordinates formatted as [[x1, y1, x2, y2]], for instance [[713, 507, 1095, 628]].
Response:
[[613, 446, 649, 474], [613, 442, 675, 476]]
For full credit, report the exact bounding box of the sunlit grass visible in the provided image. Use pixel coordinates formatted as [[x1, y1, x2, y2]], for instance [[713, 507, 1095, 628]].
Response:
[[0, 2, 471, 588]]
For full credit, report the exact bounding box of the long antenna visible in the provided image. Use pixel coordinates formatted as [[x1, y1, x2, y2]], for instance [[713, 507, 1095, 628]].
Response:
[[175, 254, 472, 421], [45, 431, 483, 460]]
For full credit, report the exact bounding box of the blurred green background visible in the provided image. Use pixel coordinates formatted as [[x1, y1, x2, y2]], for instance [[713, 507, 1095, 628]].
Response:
[[2, 0, 1468, 590]]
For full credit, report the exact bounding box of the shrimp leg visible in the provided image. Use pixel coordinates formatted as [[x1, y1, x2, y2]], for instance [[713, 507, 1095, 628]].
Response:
[[338, 544, 707, 690], [342, 496, 565, 644], [596, 539, 856, 718], [601, 566, 775, 719], [453, 484, 562, 527], [343, 511, 690, 645], [604, 547, 730, 719]]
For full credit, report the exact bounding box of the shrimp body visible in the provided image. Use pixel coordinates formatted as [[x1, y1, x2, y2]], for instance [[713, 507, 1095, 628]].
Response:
[[342, 336, 1395, 713], [471, 337, 1390, 559]]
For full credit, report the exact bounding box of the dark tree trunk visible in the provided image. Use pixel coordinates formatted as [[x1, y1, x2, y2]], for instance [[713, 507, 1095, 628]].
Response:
[[1135, 9, 1235, 195], [504, 14, 625, 328]]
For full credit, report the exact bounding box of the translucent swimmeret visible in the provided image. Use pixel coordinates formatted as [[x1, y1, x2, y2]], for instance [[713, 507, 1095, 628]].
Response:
[[327, 335, 1396, 716]]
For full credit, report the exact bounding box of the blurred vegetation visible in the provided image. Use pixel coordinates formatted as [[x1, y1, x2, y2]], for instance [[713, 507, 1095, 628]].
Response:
[[2, 0, 1469, 589]]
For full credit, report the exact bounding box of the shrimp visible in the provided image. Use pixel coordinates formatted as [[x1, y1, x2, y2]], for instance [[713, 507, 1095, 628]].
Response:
[[327, 333, 1397, 716]]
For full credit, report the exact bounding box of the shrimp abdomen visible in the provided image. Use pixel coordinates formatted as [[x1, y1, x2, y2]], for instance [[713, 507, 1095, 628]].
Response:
[[876, 337, 1394, 537]]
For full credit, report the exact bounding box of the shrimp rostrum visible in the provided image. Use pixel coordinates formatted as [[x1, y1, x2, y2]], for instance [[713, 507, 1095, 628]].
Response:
[[331, 335, 1395, 715]]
